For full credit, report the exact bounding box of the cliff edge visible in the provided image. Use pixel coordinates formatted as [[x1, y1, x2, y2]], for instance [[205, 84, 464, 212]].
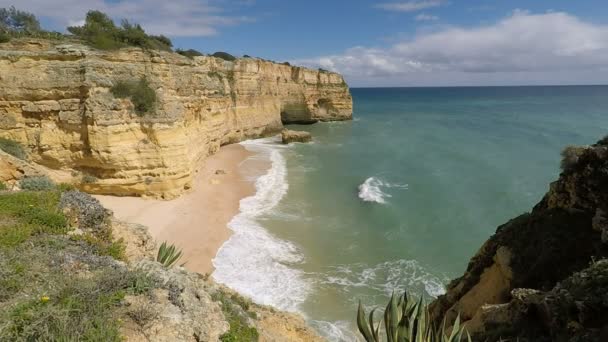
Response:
[[0, 39, 352, 199], [430, 137, 608, 341]]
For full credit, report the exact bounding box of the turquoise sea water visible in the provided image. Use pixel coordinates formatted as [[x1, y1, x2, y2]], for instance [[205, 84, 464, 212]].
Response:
[[213, 86, 608, 340]]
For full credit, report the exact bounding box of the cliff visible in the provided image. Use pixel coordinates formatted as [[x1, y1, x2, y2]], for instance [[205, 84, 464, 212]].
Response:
[[430, 137, 608, 341], [0, 183, 323, 341], [0, 39, 352, 199]]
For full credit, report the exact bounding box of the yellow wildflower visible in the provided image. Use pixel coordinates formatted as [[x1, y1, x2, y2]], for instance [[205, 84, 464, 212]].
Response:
[[40, 296, 50, 303]]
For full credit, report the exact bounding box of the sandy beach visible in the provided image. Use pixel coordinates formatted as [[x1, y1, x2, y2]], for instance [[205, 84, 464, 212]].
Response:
[[96, 143, 267, 275]]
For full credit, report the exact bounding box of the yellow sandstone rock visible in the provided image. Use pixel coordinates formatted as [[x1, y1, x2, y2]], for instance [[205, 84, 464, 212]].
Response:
[[0, 39, 352, 199]]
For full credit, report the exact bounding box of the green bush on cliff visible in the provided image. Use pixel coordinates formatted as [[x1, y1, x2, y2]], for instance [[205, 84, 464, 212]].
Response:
[[19, 176, 55, 191], [176, 48, 204, 58], [357, 291, 470, 342], [67, 10, 172, 51], [0, 181, 7, 191], [212, 51, 237, 61], [110, 77, 157, 116], [0, 7, 64, 42], [211, 290, 259, 342], [0, 137, 26, 160]]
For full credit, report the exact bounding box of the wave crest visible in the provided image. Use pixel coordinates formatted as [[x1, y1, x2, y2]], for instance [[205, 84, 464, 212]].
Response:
[[358, 177, 408, 204]]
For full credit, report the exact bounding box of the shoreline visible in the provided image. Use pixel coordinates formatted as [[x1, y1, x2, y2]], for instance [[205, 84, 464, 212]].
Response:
[[96, 143, 270, 275]]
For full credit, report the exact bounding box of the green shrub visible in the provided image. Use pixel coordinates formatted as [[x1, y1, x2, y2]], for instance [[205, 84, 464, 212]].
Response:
[[282, 61, 291, 66], [0, 181, 7, 190], [67, 10, 172, 51], [211, 290, 259, 342], [212, 51, 237, 61], [176, 48, 204, 58], [56, 183, 76, 192], [0, 6, 41, 34], [110, 77, 157, 116], [0, 7, 64, 42], [81, 174, 98, 184], [59, 190, 108, 230], [156, 241, 183, 268], [357, 291, 470, 342], [0, 137, 26, 159], [19, 176, 55, 191]]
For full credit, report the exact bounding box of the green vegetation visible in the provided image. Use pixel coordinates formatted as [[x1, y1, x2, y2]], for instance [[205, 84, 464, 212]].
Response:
[[212, 51, 237, 61], [211, 290, 259, 342], [156, 241, 183, 268], [81, 174, 98, 184], [0, 6, 63, 43], [0, 182, 7, 191], [110, 77, 157, 116], [0, 188, 150, 340], [19, 176, 55, 191], [0, 137, 26, 160], [357, 291, 470, 342], [176, 48, 204, 58], [0, 190, 67, 247], [67, 10, 172, 51]]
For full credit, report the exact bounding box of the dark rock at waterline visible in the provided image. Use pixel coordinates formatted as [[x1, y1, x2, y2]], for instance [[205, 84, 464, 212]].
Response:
[[429, 136, 608, 341]]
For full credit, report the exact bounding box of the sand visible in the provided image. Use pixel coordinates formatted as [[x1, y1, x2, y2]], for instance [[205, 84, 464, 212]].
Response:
[[96, 143, 266, 275]]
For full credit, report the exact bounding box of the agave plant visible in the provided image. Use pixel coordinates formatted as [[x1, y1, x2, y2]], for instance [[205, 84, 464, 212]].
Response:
[[357, 291, 470, 342], [156, 241, 183, 268]]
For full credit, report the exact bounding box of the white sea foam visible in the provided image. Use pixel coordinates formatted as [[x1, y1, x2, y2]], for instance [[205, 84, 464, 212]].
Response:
[[212, 137, 310, 312], [358, 177, 408, 204], [310, 320, 360, 342], [322, 259, 447, 298]]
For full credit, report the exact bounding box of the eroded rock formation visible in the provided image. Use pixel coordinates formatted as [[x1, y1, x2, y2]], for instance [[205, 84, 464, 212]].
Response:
[[0, 39, 352, 198], [430, 137, 608, 341], [281, 129, 312, 144]]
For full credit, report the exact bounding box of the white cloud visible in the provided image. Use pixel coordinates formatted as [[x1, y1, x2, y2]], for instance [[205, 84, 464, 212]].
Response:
[[415, 13, 439, 21], [0, 0, 253, 36], [376, 1, 444, 12], [294, 11, 608, 86]]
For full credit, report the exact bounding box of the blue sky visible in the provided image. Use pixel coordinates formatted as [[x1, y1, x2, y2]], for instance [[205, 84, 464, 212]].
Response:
[[3, 0, 608, 86]]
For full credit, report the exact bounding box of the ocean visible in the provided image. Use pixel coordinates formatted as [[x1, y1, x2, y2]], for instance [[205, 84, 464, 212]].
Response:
[[212, 86, 608, 340]]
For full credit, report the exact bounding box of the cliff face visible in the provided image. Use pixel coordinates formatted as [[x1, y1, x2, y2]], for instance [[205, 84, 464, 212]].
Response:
[[430, 137, 608, 341], [0, 39, 352, 198]]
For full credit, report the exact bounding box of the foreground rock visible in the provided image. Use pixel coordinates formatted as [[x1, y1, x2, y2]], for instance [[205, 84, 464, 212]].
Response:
[[281, 129, 312, 144], [116, 221, 324, 342], [430, 137, 608, 341], [0, 38, 352, 199]]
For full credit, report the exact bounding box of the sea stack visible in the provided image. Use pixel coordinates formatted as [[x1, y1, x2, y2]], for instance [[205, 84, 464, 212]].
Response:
[[281, 129, 312, 144]]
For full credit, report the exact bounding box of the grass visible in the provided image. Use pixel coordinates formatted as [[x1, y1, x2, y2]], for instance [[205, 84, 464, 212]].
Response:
[[0, 189, 145, 340], [0, 182, 7, 191], [0, 190, 67, 248], [211, 290, 259, 341], [110, 78, 157, 116], [0, 137, 26, 160]]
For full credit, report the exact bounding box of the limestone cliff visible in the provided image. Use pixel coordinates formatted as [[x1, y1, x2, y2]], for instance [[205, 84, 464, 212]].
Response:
[[430, 137, 608, 341], [0, 39, 352, 198]]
